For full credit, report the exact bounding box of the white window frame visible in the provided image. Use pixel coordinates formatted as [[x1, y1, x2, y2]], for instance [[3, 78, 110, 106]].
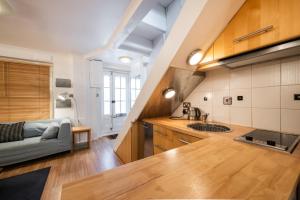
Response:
[[130, 75, 141, 108]]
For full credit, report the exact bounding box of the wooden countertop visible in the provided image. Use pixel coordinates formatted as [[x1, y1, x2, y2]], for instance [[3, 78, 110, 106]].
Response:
[[61, 117, 300, 200]]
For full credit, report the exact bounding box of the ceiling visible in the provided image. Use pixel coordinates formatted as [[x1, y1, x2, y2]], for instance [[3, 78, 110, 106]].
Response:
[[0, 0, 131, 53]]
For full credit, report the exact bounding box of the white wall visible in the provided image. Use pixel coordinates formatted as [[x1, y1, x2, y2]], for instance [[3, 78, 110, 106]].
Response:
[[174, 55, 300, 134], [53, 53, 74, 120], [72, 56, 146, 140]]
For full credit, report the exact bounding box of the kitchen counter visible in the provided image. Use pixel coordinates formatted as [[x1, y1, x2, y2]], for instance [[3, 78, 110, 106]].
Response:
[[61, 117, 300, 200]]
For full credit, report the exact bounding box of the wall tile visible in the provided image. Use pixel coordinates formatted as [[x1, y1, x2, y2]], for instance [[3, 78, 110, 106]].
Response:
[[252, 86, 280, 108], [230, 88, 251, 107], [212, 105, 230, 124], [252, 108, 280, 131], [212, 89, 230, 107], [230, 107, 252, 127], [212, 68, 230, 90], [281, 56, 300, 85], [230, 66, 252, 89], [252, 60, 280, 87], [199, 105, 213, 121], [198, 91, 213, 107], [281, 85, 300, 109], [281, 109, 300, 134]]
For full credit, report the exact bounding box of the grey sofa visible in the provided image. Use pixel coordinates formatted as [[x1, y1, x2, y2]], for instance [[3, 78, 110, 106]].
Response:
[[0, 118, 72, 167]]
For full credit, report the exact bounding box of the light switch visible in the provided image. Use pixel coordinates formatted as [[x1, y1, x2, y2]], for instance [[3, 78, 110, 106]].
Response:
[[294, 94, 300, 101], [237, 96, 243, 101]]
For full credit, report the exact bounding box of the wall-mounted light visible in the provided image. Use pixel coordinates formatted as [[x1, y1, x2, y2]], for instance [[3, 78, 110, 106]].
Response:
[[187, 49, 203, 66], [163, 88, 176, 99], [119, 56, 132, 64], [57, 92, 79, 126]]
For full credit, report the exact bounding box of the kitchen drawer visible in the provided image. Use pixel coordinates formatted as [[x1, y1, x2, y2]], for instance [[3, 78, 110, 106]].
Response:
[[172, 131, 201, 148], [153, 144, 166, 155]]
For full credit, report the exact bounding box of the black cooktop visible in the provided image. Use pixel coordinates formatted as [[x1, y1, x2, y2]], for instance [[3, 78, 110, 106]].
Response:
[[235, 129, 300, 153]]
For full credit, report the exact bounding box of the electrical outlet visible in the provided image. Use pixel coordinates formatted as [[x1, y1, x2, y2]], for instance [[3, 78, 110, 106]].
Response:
[[204, 97, 208, 101], [223, 96, 232, 105], [183, 102, 191, 108]]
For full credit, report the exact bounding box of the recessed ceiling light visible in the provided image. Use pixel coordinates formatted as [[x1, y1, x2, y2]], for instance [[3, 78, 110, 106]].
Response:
[[119, 56, 132, 64], [187, 49, 204, 66], [163, 88, 176, 99]]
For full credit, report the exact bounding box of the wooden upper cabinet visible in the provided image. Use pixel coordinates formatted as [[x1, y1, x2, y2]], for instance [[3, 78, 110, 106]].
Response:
[[200, 46, 214, 64], [213, 0, 300, 61], [278, 0, 300, 41]]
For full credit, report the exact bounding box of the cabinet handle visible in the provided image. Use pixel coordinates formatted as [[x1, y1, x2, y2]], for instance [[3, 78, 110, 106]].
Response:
[[178, 139, 190, 144], [154, 144, 166, 151], [233, 25, 274, 43]]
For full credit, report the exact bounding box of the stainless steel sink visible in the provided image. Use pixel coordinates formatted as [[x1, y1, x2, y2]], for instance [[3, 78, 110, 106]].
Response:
[[187, 123, 231, 133]]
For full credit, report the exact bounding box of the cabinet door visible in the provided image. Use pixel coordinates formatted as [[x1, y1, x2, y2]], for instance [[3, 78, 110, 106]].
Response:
[[200, 46, 214, 64], [278, 0, 300, 41], [214, 0, 279, 59], [171, 131, 200, 149], [153, 125, 172, 153]]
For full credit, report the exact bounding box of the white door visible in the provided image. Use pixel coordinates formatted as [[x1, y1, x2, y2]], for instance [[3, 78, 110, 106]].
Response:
[[103, 71, 129, 134]]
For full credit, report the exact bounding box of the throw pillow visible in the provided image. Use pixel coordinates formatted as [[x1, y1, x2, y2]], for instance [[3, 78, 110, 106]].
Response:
[[0, 122, 25, 143], [41, 123, 59, 140], [23, 123, 49, 138]]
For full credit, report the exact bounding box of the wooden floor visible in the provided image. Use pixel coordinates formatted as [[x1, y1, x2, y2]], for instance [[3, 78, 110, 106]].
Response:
[[0, 137, 123, 200]]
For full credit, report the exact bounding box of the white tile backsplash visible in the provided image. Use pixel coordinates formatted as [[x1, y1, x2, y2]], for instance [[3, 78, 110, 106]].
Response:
[[230, 88, 251, 107], [212, 68, 230, 90], [230, 66, 252, 89], [281, 109, 300, 134], [252, 108, 280, 131], [281, 56, 300, 85], [252, 60, 281, 87], [212, 89, 230, 107], [198, 91, 213, 107], [230, 107, 252, 127], [252, 86, 280, 108], [281, 85, 300, 109], [174, 56, 300, 134], [212, 105, 230, 124]]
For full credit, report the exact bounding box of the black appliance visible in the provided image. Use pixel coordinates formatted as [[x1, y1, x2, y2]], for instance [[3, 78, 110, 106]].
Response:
[[235, 129, 300, 153]]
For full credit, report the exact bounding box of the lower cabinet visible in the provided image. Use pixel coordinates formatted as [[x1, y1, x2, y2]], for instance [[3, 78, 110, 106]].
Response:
[[153, 124, 201, 154]]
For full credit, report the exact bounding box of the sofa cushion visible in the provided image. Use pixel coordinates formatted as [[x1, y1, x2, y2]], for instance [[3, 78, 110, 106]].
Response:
[[0, 122, 25, 143], [41, 123, 59, 140], [23, 123, 49, 138]]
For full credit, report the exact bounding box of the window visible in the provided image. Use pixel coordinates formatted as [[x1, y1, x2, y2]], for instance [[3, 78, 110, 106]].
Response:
[[103, 74, 111, 115], [0, 61, 51, 122], [130, 76, 141, 107], [114, 75, 127, 114]]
